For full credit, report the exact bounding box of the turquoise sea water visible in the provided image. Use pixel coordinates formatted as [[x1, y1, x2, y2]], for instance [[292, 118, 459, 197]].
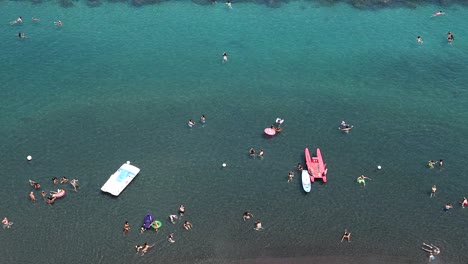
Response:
[[1, 1, 468, 263]]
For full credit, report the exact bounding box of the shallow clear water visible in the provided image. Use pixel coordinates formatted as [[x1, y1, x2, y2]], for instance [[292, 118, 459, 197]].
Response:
[[1, 1, 468, 263]]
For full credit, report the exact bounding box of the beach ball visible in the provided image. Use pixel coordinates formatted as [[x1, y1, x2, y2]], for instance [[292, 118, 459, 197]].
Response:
[[377, 165, 381, 170], [27, 155, 32, 161], [222, 163, 227, 167]]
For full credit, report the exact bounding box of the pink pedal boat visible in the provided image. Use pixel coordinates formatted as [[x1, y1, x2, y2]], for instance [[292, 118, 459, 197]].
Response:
[[304, 147, 327, 183]]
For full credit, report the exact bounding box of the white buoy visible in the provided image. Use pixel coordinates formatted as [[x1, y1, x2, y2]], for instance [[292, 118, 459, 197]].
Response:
[[222, 163, 227, 167], [27, 155, 32, 161], [377, 165, 381, 170]]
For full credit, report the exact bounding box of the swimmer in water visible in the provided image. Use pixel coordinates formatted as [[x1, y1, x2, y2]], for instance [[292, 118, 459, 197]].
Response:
[[123, 221, 130, 234], [183, 221, 193, 230], [258, 148, 264, 158], [179, 205, 185, 216], [447, 32, 454, 43], [168, 233, 175, 243], [2, 217, 12, 228], [339, 121, 353, 132], [70, 179, 78, 191], [47, 196, 57, 204], [254, 221, 263, 231], [249, 148, 256, 157], [460, 197, 468, 208], [140, 225, 146, 233], [417, 36, 423, 44], [243, 211, 253, 221], [10, 17, 23, 25], [297, 163, 303, 172], [357, 175, 370, 187], [60, 177, 68, 184], [169, 214, 178, 224], [200, 114, 206, 123], [140, 242, 154, 256], [135, 245, 143, 253], [422, 243, 440, 255], [52, 177, 59, 185], [54, 20, 63, 26], [222, 52, 228, 62], [430, 185, 436, 197], [444, 203, 453, 211], [287, 171, 294, 183], [18, 32, 27, 38], [29, 191, 37, 201], [433, 11, 445, 17], [29, 180, 41, 189], [32, 17, 40, 21], [226, 1, 232, 8], [41, 190, 46, 198], [188, 119, 195, 127], [341, 229, 351, 242]]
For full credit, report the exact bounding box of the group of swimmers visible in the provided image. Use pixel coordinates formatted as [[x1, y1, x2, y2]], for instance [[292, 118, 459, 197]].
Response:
[[210, 0, 232, 8], [10, 16, 62, 39], [242, 211, 263, 230], [249, 147, 264, 159], [188, 115, 206, 128], [128, 204, 198, 255], [28, 177, 78, 204], [441, 197, 467, 212], [417, 11, 455, 45]]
